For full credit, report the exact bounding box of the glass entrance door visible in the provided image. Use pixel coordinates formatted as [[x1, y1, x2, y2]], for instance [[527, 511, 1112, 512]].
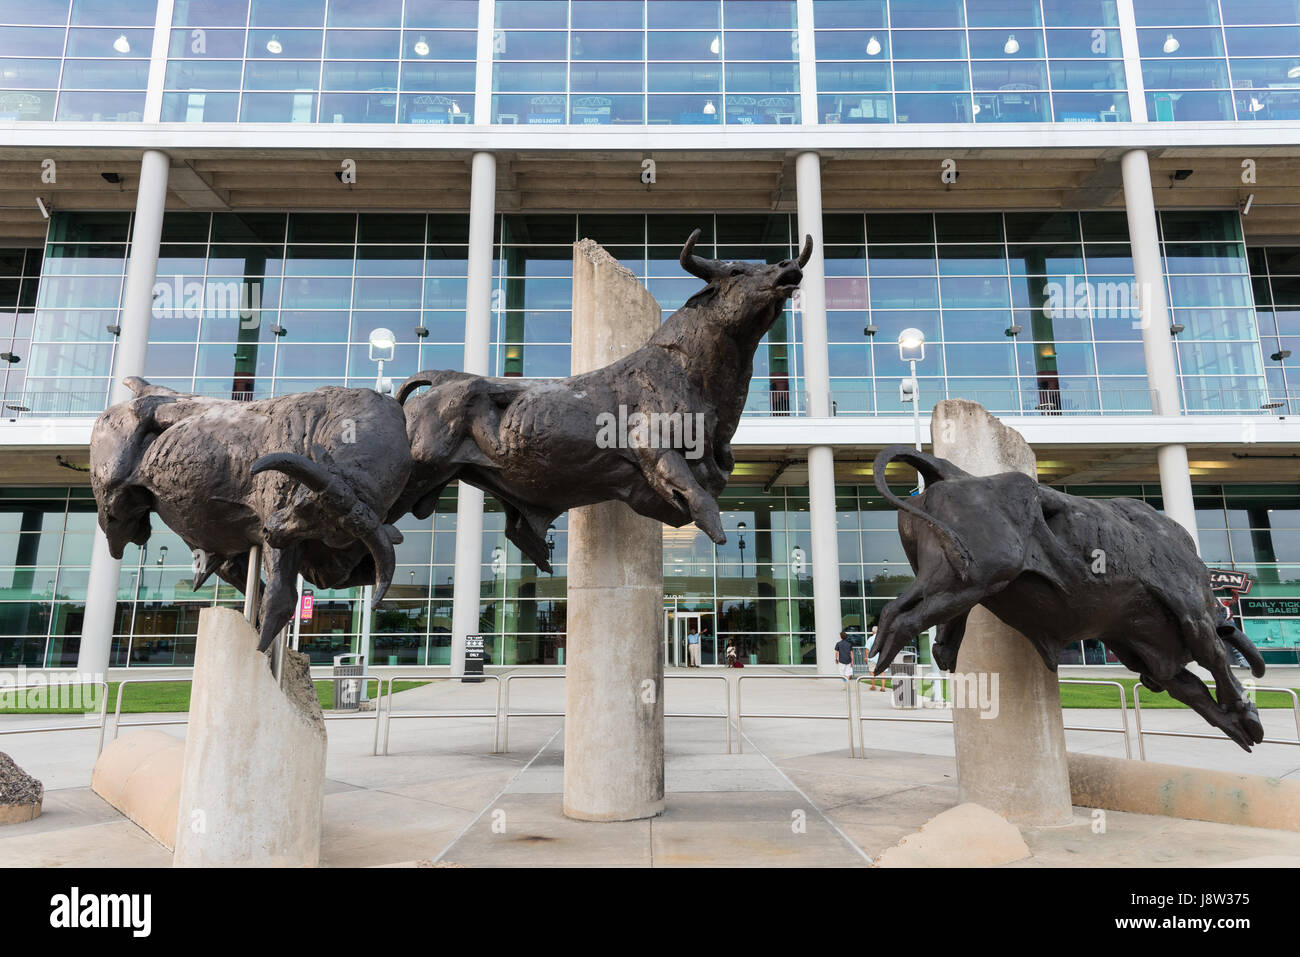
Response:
[[664, 609, 716, 666]]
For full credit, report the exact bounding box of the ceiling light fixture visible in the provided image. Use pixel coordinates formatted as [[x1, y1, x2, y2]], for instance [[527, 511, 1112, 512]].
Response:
[[113, 34, 131, 54], [266, 34, 282, 54], [414, 35, 429, 56], [1004, 34, 1019, 55], [866, 35, 881, 56], [1163, 33, 1180, 54]]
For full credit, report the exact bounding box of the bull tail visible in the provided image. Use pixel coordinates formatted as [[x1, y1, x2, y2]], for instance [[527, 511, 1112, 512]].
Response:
[[251, 449, 402, 609], [872, 445, 976, 581]]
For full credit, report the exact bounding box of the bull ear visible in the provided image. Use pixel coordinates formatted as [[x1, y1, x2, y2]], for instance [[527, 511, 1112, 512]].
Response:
[[679, 228, 717, 283], [123, 376, 150, 396], [797, 234, 814, 268]]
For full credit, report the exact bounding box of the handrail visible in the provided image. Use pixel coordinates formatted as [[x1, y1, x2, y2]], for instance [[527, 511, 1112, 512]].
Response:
[[853, 674, 1132, 759], [112, 675, 387, 755], [0, 679, 109, 755], [380, 673, 502, 756], [498, 672, 732, 754], [735, 674, 855, 757], [1133, 681, 1300, 760]]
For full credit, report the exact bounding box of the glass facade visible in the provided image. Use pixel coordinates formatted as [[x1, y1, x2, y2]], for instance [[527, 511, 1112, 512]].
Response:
[[814, 0, 1129, 124], [14, 208, 1280, 417], [7, 0, 1300, 125], [0, 0, 155, 122], [2, 481, 1295, 668], [0, 248, 40, 405], [492, 0, 801, 125], [162, 0, 479, 123], [1249, 244, 1300, 412], [1137, 0, 1300, 122]]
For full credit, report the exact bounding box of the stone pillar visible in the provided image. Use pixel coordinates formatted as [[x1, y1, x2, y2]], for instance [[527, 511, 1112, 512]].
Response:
[[563, 240, 665, 821], [79, 149, 171, 678], [173, 607, 326, 866], [932, 399, 1073, 827], [1121, 148, 1200, 552], [796, 151, 843, 675], [450, 151, 496, 675]]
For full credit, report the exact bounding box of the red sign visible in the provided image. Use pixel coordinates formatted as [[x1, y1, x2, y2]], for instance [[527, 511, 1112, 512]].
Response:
[[300, 591, 314, 622]]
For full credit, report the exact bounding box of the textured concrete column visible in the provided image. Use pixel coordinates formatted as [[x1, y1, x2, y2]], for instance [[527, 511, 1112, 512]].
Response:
[[1121, 149, 1200, 551], [796, 151, 843, 674], [450, 151, 496, 675], [563, 240, 664, 821], [932, 399, 1073, 827], [173, 607, 326, 866], [79, 149, 171, 678]]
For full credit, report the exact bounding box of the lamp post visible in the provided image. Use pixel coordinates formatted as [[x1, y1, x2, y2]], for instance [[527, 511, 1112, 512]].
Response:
[[897, 328, 926, 491], [737, 521, 747, 578], [897, 328, 940, 700], [359, 327, 397, 674], [156, 544, 168, 594]]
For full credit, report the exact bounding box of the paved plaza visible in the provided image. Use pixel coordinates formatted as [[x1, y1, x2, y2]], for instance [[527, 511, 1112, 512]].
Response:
[[1, 666, 1298, 868]]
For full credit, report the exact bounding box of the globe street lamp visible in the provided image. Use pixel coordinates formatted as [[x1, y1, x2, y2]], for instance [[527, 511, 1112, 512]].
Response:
[[368, 327, 396, 395], [897, 328, 926, 487]]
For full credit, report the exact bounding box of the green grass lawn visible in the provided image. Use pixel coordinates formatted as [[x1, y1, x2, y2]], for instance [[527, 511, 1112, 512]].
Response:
[[0, 679, 430, 715], [906, 675, 1298, 710], [2, 675, 1294, 716]]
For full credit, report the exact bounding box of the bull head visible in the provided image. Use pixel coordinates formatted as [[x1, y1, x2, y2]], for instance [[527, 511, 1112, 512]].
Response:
[[678, 229, 812, 337]]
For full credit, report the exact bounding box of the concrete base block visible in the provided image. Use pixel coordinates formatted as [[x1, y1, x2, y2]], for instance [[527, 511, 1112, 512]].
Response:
[[874, 802, 1031, 868], [173, 607, 327, 867], [91, 730, 184, 849], [1069, 752, 1300, 832]]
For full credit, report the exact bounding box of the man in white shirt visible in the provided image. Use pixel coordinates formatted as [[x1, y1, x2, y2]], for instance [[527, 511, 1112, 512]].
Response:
[[687, 627, 701, 667]]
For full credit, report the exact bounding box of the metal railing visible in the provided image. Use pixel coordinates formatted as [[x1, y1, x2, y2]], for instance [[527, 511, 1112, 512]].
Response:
[[1133, 681, 1300, 760], [497, 672, 732, 754], [380, 673, 502, 756], [853, 675, 1131, 758], [111, 674, 387, 755], [735, 674, 856, 757], [0, 680, 109, 754]]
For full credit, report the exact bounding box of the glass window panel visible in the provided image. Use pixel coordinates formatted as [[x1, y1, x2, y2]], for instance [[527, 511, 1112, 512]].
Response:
[[893, 61, 970, 90], [326, 0, 401, 28], [1051, 59, 1126, 88], [165, 60, 245, 90], [889, 0, 965, 30], [243, 61, 324, 91], [813, 0, 888, 29], [65, 27, 153, 57], [1226, 26, 1300, 58], [724, 1, 796, 29], [970, 59, 1049, 90], [325, 29, 400, 59], [496, 0, 568, 29], [1046, 27, 1122, 58], [494, 31, 568, 61], [249, 0, 326, 28], [1137, 26, 1224, 57], [1132, 0, 1220, 27], [895, 91, 972, 120], [891, 30, 967, 60], [648, 63, 722, 92]]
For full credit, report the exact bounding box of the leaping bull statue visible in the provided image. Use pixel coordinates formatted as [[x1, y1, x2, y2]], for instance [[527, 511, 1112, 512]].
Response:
[[393, 229, 811, 570], [89, 377, 411, 651], [868, 445, 1267, 751]]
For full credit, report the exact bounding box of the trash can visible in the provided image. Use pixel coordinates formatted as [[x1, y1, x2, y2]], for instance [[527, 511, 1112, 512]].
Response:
[[333, 653, 365, 710], [851, 647, 871, 677], [890, 650, 918, 709]]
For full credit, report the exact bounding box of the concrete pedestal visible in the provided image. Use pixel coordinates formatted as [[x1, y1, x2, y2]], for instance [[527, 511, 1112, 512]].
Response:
[[931, 399, 1073, 826], [173, 607, 327, 866], [563, 240, 665, 822]]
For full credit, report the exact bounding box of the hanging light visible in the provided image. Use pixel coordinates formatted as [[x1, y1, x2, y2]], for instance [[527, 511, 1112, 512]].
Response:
[[414, 35, 430, 56], [266, 34, 283, 54], [866, 35, 882, 56], [113, 33, 131, 54], [1163, 33, 1180, 54], [451, 100, 461, 114], [1288, 64, 1300, 78], [1003, 34, 1019, 55], [710, 34, 720, 55], [1249, 96, 1264, 112], [702, 99, 716, 114]]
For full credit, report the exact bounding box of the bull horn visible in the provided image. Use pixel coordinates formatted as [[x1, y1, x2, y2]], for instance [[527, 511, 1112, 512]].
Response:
[[797, 234, 814, 268], [251, 452, 331, 493], [679, 228, 715, 283], [363, 525, 400, 608], [396, 375, 435, 405]]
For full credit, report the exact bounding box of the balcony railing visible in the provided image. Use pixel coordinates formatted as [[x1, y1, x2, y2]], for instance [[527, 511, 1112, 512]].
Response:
[[1, 385, 1295, 420]]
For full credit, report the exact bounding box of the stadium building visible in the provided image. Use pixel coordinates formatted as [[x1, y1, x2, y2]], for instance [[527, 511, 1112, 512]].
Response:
[[0, 0, 1298, 676]]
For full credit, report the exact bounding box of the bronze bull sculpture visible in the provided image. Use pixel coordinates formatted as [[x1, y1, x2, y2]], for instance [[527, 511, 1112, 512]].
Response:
[[868, 445, 1267, 751], [393, 230, 811, 570], [89, 377, 410, 651]]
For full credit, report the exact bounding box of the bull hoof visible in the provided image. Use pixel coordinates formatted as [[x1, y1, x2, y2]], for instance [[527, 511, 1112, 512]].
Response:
[[933, 641, 958, 672]]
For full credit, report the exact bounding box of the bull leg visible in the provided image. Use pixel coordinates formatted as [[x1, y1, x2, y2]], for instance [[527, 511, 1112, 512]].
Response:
[[634, 446, 725, 544], [257, 544, 302, 653], [872, 581, 988, 675], [932, 610, 970, 672], [1188, 617, 1266, 749], [1156, 667, 1262, 752]]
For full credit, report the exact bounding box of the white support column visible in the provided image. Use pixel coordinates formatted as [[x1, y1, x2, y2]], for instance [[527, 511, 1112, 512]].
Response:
[[474, 0, 495, 125], [795, 151, 841, 675], [79, 149, 170, 678], [450, 151, 496, 675], [143, 0, 175, 123], [1121, 148, 1200, 550], [1115, 0, 1150, 123]]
